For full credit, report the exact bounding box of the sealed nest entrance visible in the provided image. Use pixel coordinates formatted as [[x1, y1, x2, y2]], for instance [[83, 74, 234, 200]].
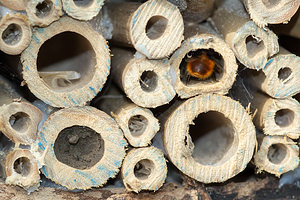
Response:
[[73, 0, 94, 7], [267, 143, 287, 164], [275, 109, 294, 127], [2, 23, 22, 46], [128, 115, 148, 137], [179, 49, 224, 86], [37, 31, 96, 92], [35, 0, 53, 18], [145, 16, 168, 40], [13, 157, 31, 176], [188, 111, 236, 165], [9, 112, 31, 133], [245, 35, 265, 58], [278, 67, 292, 82], [134, 159, 154, 180], [54, 126, 104, 170]]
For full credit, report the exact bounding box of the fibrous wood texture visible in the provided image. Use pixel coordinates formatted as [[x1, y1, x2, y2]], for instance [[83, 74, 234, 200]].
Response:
[[0, 0, 27, 11]]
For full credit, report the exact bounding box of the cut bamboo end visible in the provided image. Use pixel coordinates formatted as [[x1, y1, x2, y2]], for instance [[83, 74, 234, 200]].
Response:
[[121, 147, 167, 193], [170, 24, 238, 99], [37, 106, 127, 190], [261, 50, 300, 98], [162, 94, 256, 183], [107, 0, 184, 59], [5, 149, 40, 191], [62, 0, 104, 21], [257, 97, 300, 139], [254, 135, 299, 177], [0, 11, 32, 55], [26, 0, 63, 27], [0, 0, 27, 11], [21, 17, 110, 108], [111, 48, 176, 108], [181, 0, 215, 24], [211, 0, 279, 70], [243, 0, 300, 27]]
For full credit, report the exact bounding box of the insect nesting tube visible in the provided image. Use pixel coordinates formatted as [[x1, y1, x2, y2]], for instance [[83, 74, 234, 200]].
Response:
[[37, 107, 127, 190], [160, 94, 256, 183]]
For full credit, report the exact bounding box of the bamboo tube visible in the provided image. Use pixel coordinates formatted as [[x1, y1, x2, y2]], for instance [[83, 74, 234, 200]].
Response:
[[105, 0, 184, 59], [274, 9, 300, 39], [97, 86, 159, 147], [62, 0, 104, 21], [170, 23, 238, 99], [211, 0, 279, 70], [21, 16, 110, 108], [0, 6, 32, 55], [243, 0, 300, 28], [254, 135, 299, 177], [0, 75, 42, 145], [160, 94, 256, 183], [37, 106, 127, 190], [111, 48, 176, 108], [182, 0, 215, 24], [121, 147, 167, 193], [26, 0, 63, 27], [0, 0, 27, 11], [4, 148, 40, 192]]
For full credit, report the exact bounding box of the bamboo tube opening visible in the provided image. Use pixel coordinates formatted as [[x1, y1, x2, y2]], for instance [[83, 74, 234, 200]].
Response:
[[128, 115, 148, 137], [54, 125, 104, 170], [134, 159, 154, 180], [278, 67, 292, 81], [189, 111, 236, 165], [139, 71, 158, 92], [262, 0, 281, 8], [9, 112, 31, 133], [2, 23, 22, 46], [73, 0, 94, 7], [37, 31, 95, 92], [13, 157, 31, 176], [274, 109, 295, 127], [267, 143, 287, 165], [245, 35, 266, 59], [179, 49, 224, 86], [35, 0, 53, 18], [145, 16, 168, 40]]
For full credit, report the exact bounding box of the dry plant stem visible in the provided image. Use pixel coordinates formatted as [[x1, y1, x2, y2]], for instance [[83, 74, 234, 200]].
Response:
[[254, 135, 299, 177], [181, 0, 215, 24], [170, 23, 238, 99], [0, 75, 42, 145], [62, 0, 104, 21], [21, 16, 110, 108], [252, 92, 300, 139], [98, 86, 159, 147], [26, 0, 63, 27], [121, 147, 167, 193], [211, 0, 279, 70], [37, 106, 127, 190], [160, 94, 256, 183], [243, 0, 300, 27], [106, 0, 184, 59], [274, 10, 300, 38], [0, 6, 32, 55], [0, 0, 27, 11], [111, 47, 176, 108]]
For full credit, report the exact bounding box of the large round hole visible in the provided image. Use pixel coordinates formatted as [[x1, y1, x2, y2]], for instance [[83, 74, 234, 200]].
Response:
[[145, 16, 168, 40], [2, 23, 22, 46], [37, 31, 96, 92], [13, 157, 31, 176], [54, 126, 104, 170], [262, 0, 281, 8], [9, 112, 31, 133], [278, 67, 292, 82], [275, 109, 294, 127], [139, 71, 158, 92], [245, 35, 265, 58], [128, 115, 148, 137], [267, 143, 287, 164], [73, 0, 94, 7], [35, 0, 53, 18], [179, 48, 224, 86], [189, 111, 236, 165], [134, 159, 154, 180]]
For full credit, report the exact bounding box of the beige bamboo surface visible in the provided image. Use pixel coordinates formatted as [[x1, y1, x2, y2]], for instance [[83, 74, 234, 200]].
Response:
[[0, 0, 27, 11], [181, 0, 215, 24]]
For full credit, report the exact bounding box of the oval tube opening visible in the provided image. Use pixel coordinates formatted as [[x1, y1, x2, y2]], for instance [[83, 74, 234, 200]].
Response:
[[139, 71, 158, 92], [13, 157, 31, 176], [267, 143, 287, 164], [128, 115, 148, 137], [275, 109, 294, 127], [245, 35, 265, 58], [9, 112, 31, 133], [35, 0, 53, 18], [134, 159, 154, 180], [2, 24, 22, 46], [145, 16, 168, 40]]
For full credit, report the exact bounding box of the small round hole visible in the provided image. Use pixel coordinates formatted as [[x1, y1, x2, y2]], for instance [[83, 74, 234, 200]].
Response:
[[278, 68, 292, 82], [2, 24, 22, 46], [145, 16, 168, 40], [35, 0, 53, 18], [267, 143, 287, 164], [275, 109, 294, 127], [245, 35, 265, 58], [128, 115, 148, 137], [9, 112, 31, 133], [13, 157, 31, 176], [73, 0, 94, 7], [139, 71, 158, 92], [134, 159, 154, 180], [54, 126, 104, 170], [262, 0, 281, 8]]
